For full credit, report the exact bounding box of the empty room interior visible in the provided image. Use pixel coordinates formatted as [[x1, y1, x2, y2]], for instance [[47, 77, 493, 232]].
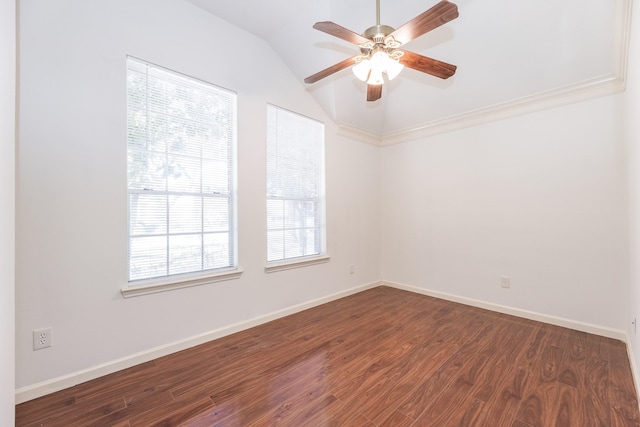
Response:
[[5, 0, 640, 425]]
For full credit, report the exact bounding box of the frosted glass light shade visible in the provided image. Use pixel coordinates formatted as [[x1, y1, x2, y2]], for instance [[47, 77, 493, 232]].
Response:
[[367, 68, 384, 85], [367, 52, 387, 85], [354, 51, 404, 85], [352, 59, 371, 82], [370, 52, 387, 74], [386, 58, 404, 80]]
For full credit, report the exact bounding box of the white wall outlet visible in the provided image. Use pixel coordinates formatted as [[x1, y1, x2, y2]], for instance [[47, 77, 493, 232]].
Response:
[[33, 327, 52, 350], [500, 276, 510, 288], [349, 264, 355, 274]]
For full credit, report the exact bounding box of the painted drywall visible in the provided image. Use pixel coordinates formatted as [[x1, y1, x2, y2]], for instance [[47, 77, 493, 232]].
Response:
[[380, 95, 628, 331], [0, 0, 16, 423], [626, 0, 640, 375], [15, 0, 635, 401], [16, 0, 380, 389]]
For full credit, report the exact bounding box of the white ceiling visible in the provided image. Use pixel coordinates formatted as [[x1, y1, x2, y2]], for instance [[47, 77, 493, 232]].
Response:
[[187, 0, 629, 143]]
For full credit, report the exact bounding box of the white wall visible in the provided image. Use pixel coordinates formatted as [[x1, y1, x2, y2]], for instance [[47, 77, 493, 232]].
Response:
[[15, 0, 636, 402], [16, 0, 380, 390], [381, 95, 628, 330], [626, 0, 640, 374], [0, 0, 15, 423]]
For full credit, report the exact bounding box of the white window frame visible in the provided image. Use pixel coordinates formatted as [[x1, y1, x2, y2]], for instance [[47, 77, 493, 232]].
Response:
[[122, 57, 241, 297], [265, 105, 328, 272]]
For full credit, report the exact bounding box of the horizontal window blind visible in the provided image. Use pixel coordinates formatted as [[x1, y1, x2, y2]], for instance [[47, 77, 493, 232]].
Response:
[[266, 105, 325, 263], [127, 57, 237, 282]]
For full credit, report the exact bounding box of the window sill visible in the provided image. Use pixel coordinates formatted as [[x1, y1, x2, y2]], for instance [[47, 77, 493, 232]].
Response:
[[121, 268, 243, 298], [265, 255, 331, 273]]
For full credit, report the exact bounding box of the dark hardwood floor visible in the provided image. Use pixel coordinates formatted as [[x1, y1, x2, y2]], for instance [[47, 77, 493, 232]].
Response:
[[16, 286, 640, 426]]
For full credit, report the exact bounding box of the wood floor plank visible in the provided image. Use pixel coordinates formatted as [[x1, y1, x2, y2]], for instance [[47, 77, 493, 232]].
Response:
[[549, 382, 582, 427], [481, 366, 530, 426], [365, 340, 460, 424], [73, 361, 158, 403], [280, 394, 356, 427], [15, 286, 640, 427], [169, 290, 411, 402], [128, 397, 214, 427], [607, 340, 640, 427], [395, 344, 478, 420], [249, 393, 340, 427], [439, 395, 486, 427], [15, 388, 76, 427], [205, 352, 333, 426], [507, 324, 563, 425], [515, 348, 562, 426], [581, 336, 611, 426], [243, 376, 336, 426], [557, 329, 589, 389], [414, 355, 490, 425], [376, 410, 415, 427], [472, 321, 536, 403], [20, 392, 127, 427]]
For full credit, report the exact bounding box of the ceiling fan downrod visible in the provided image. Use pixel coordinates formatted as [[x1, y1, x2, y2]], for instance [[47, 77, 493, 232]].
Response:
[[365, 0, 395, 42]]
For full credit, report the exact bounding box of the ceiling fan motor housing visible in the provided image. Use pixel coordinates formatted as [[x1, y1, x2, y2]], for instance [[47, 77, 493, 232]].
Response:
[[364, 25, 395, 43]]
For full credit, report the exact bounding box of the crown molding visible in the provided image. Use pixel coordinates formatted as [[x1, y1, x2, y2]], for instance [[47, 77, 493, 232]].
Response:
[[379, 73, 626, 146], [336, 121, 382, 146], [336, 0, 631, 147]]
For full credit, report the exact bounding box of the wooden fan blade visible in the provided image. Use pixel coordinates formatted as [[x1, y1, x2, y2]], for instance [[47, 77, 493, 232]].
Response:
[[304, 56, 359, 84], [313, 21, 371, 46], [367, 84, 382, 102], [399, 50, 457, 79], [390, 1, 459, 45]]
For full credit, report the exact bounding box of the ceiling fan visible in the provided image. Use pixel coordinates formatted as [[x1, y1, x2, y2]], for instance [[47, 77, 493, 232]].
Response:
[[304, 0, 459, 102]]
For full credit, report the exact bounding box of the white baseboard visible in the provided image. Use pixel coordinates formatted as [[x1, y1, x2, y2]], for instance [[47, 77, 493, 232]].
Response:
[[385, 281, 640, 412], [625, 333, 640, 409], [15, 280, 382, 404], [385, 280, 640, 410], [17, 279, 639, 407], [382, 280, 628, 342]]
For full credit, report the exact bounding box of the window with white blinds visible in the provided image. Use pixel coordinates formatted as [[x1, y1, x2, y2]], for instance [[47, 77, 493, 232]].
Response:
[[127, 57, 237, 282], [266, 105, 326, 263]]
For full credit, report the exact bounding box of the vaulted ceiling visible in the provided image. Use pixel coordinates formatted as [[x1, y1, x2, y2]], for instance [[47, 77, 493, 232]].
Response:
[[188, 0, 630, 144]]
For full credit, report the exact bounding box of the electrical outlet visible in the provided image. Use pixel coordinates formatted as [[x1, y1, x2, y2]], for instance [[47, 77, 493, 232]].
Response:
[[33, 327, 52, 350], [500, 276, 510, 288]]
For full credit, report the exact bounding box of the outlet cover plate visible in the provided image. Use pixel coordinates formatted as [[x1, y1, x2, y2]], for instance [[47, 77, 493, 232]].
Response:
[[33, 327, 52, 350], [501, 276, 511, 288]]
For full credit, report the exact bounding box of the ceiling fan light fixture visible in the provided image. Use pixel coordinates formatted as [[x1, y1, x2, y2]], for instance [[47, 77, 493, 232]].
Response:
[[304, 0, 459, 101], [362, 50, 403, 84]]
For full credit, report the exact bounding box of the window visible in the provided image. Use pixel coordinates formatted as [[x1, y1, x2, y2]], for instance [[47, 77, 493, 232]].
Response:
[[266, 105, 326, 264], [127, 57, 237, 282]]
